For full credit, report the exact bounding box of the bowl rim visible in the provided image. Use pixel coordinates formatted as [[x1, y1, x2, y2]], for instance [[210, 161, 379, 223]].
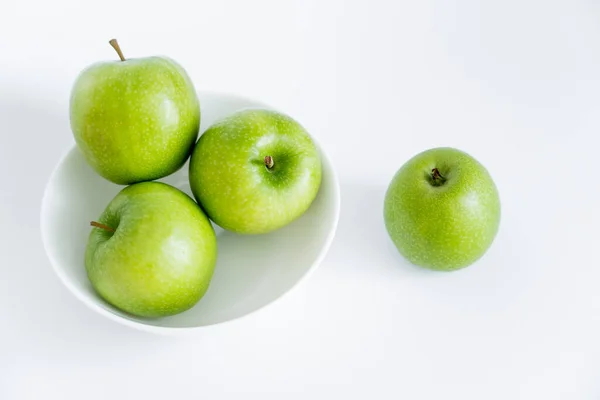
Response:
[[40, 91, 341, 334]]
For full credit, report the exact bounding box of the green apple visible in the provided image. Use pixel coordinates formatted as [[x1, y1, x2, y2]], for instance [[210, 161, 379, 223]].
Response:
[[70, 39, 200, 185], [189, 109, 322, 234], [384, 147, 500, 271], [85, 182, 217, 318]]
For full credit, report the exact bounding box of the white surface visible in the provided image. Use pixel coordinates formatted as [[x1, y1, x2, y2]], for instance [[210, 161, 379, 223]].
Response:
[[41, 91, 340, 332], [1, 0, 600, 398]]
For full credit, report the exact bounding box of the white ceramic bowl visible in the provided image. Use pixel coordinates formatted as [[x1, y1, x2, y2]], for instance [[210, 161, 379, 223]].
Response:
[[40, 91, 340, 334]]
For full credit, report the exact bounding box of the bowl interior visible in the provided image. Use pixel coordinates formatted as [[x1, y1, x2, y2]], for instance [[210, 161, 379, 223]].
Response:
[[41, 91, 339, 329]]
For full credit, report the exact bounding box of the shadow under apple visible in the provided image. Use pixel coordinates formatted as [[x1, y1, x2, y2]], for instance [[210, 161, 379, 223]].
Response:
[[321, 179, 435, 279]]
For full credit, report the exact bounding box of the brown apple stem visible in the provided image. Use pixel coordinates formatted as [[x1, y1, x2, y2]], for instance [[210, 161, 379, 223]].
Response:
[[264, 155, 274, 170], [109, 39, 126, 61], [90, 221, 115, 233], [431, 168, 446, 186]]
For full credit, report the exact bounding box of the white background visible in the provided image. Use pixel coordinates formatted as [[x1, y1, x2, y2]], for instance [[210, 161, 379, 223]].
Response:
[[2, 0, 600, 398]]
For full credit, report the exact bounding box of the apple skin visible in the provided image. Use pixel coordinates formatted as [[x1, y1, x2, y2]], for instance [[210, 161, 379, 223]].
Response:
[[384, 147, 500, 271], [85, 182, 217, 318], [189, 109, 322, 234], [70, 55, 200, 185]]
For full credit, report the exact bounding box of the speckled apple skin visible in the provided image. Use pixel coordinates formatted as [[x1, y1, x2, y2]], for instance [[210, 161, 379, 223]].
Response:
[[85, 182, 217, 318], [384, 147, 501, 271], [70, 57, 200, 185], [189, 109, 322, 234]]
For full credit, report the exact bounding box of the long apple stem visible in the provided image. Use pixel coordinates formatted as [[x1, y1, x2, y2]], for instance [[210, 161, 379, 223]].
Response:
[[264, 155, 274, 170], [90, 221, 115, 233], [431, 168, 447, 186], [109, 39, 126, 61]]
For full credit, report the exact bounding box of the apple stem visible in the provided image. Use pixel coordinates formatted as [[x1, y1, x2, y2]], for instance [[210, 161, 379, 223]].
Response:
[[264, 155, 274, 170], [109, 39, 126, 62], [90, 221, 115, 233], [431, 168, 447, 186]]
